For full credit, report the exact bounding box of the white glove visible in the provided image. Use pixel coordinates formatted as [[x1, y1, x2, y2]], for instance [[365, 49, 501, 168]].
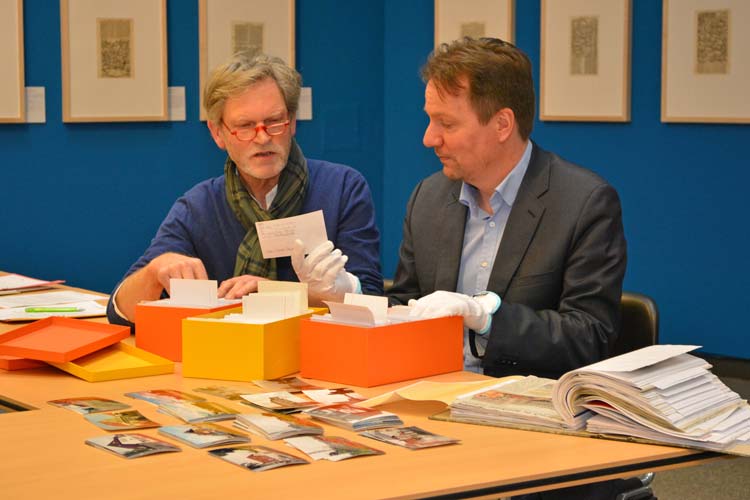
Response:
[[291, 239, 361, 303], [408, 290, 501, 334]]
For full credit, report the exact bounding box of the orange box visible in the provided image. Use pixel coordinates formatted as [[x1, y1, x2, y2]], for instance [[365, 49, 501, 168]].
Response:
[[300, 316, 463, 387], [134, 302, 238, 361]]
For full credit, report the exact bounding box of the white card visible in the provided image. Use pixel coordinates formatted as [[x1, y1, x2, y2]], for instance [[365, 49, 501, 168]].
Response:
[[324, 301, 376, 327], [255, 210, 327, 258], [169, 279, 218, 306], [242, 294, 288, 321], [257, 281, 308, 313], [344, 293, 388, 324]]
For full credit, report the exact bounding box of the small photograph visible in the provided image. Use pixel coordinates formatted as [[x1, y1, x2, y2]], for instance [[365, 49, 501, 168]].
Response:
[[47, 397, 130, 415], [158, 400, 237, 424], [234, 412, 323, 440], [302, 388, 366, 405], [85, 433, 181, 459], [125, 389, 205, 406], [361, 426, 460, 450], [284, 435, 384, 462], [84, 409, 160, 431], [97, 18, 133, 78], [158, 423, 250, 448], [209, 445, 308, 472], [193, 385, 251, 401], [252, 376, 322, 392], [240, 391, 319, 414], [305, 403, 403, 431]]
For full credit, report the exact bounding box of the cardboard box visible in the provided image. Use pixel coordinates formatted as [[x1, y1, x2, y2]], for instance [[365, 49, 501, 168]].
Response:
[[134, 302, 238, 361], [181, 307, 322, 382], [300, 316, 464, 387]]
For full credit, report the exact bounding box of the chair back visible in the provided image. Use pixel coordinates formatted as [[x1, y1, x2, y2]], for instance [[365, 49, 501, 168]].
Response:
[[612, 291, 659, 357]]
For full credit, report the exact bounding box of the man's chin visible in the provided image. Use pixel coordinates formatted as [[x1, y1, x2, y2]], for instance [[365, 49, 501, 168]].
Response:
[[442, 165, 462, 181]]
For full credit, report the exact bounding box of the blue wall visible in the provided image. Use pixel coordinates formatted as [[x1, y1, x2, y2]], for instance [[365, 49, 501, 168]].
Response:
[[2, 1, 748, 359]]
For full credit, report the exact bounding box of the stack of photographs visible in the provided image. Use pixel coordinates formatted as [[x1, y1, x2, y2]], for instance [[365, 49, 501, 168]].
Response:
[[305, 403, 403, 431], [85, 433, 180, 459], [157, 400, 237, 423], [284, 435, 383, 461], [234, 412, 323, 440], [84, 409, 160, 431], [48, 397, 129, 415], [361, 426, 460, 450], [208, 445, 308, 472], [240, 391, 318, 414], [158, 423, 250, 448]]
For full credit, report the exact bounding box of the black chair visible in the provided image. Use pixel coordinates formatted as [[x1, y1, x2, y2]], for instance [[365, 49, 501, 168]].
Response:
[[613, 291, 660, 500]]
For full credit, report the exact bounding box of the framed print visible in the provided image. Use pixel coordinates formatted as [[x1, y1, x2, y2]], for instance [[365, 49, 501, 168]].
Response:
[[662, 0, 750, 123], [199, 0, 295, 121], [60, 0, 168, 122], [540, 0, 631, 122], [0, 0, 24, 123], [435, 0, 515, 46]]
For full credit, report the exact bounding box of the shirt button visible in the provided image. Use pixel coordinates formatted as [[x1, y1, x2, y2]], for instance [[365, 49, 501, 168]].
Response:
[[481, 262, 488, 268], [489, 221, 496, 228]]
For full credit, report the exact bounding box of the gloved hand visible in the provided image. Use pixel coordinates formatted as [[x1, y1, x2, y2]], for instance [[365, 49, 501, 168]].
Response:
[[408, 290, 501, 334], [291, 239, 361, 303]]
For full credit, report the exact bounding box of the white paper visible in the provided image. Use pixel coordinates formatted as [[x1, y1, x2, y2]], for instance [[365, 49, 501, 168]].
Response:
[[169, 279, 218, 307], [344, 293, 388, 324], [580, 345, 701, 373], [25, 87, 46, 123], [255, 210, 327, 258], [0, 274, 55, 291], [168, 86, 186, 121], [297, 87, 312, 120], [242, 293, 288, 321], [323, 301, 376, 326], [0, 291, 106, 309], [0, 301, 106, 321], [257, 281, 308, 313]]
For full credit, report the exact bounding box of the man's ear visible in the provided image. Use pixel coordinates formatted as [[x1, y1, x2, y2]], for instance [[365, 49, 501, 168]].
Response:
[[207, 120, 227, 150], [289, 116, 297, 136], [494, 108, 516, 143]]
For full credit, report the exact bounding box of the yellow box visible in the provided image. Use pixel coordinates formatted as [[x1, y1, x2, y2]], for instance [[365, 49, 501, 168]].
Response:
[[48, 342, 174, 382], [135, 302, 238, 361], [300, 316, 464, 387], [182, 307, 323, 382]]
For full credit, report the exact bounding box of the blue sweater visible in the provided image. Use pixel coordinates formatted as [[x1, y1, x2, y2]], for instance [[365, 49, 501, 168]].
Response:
[[107, 158, 382, 325]]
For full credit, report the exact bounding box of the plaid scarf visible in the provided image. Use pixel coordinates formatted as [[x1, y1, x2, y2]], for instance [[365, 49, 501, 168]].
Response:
[[225, 139, 308, 279]]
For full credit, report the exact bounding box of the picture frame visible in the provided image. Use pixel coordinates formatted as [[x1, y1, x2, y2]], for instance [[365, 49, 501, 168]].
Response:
[[540, 0, 631, 122], [0, 0, 25, 123], [434, 0, 515, 47], [60, 0, 168, 122], [662, 0, 750, 123], [199, 0, 295, 121]]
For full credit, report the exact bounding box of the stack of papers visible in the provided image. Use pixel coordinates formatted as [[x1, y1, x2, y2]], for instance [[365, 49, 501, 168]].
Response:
[[0, 291, 107, 322], [157, 400, 237, 424], [0, 274, 64, 295], [158, 423, 251, 448], [450, 376, 591, 430], [553, 345, 750, 454], [234, 412, 323, 440], [305, 403, 403, 431]]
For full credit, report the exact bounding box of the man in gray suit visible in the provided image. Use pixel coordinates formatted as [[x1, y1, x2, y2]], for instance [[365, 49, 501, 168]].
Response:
[[388, 36, 629, 500]]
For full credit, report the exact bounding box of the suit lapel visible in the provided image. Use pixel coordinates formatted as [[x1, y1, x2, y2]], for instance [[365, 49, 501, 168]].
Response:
[[488, 144, 549, 296], [435, 182, 467, 291]]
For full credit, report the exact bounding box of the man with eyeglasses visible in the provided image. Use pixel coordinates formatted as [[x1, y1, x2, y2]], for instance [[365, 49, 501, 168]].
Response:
[[388, 37, 629, 499], [108, 53, 381, 325]]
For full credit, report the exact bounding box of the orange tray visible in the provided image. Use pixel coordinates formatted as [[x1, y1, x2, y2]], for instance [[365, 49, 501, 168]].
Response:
[[0, 317, 130, 363], [0, 355, 46, 371]]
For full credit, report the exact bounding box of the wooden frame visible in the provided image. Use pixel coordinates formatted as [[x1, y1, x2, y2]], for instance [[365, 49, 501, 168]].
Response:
[[0, 0, 25, 123], [199, 0, 296, 121], [662, 0, 750, 123], [60, 0, 168, 122], [540, 0, 631, 122], [434, 0, 515, 47]]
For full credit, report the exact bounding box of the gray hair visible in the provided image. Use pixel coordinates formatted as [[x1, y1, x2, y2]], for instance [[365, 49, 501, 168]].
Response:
[[203, 53, 302, 123]]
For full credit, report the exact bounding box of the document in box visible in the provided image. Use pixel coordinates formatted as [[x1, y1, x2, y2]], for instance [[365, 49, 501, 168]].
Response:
[[255, 210, 327, 258]]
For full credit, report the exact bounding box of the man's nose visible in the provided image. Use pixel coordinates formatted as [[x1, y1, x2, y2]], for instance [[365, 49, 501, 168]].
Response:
[[423, 123, 442, 148]]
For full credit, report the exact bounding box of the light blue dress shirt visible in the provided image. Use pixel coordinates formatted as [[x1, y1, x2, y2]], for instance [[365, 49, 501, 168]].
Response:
[[456, 141, 532, 372]]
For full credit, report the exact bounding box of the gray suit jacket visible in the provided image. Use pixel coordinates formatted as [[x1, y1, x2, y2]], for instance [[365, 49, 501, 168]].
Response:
[[388, 144, 627, 379]]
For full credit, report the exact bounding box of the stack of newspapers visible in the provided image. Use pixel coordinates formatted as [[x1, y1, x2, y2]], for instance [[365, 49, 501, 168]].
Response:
[[553, 345, 750, 455]]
